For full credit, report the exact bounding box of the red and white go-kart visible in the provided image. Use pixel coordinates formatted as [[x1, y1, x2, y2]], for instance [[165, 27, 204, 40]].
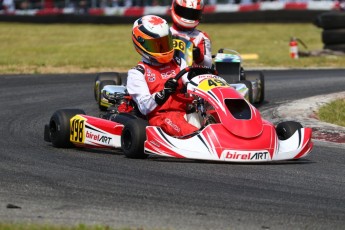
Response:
[[44, 67, 313, 162]]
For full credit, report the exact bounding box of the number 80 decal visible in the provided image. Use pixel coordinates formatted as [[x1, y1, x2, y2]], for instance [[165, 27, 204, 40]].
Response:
[[70, 115, 86, 143]]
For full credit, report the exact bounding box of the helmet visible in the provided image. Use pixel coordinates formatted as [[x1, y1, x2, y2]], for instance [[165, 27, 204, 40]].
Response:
[[132, 15, 174, 64], [171, 0, 204, 30]]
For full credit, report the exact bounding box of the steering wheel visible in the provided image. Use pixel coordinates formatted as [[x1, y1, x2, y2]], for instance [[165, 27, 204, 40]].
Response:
[[174, 67, 218, 82]]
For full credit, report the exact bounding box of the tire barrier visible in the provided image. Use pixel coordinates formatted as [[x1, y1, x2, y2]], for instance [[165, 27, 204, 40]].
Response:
[[315, 11, 345, 52]]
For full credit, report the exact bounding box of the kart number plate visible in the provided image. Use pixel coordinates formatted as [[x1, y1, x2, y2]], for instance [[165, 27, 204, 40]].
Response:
[[70, 115, 86, 144], [198, 78, 229, 91], [173, 38, 193, 66]]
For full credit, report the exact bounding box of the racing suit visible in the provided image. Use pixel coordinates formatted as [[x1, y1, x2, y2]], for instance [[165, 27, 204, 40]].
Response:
[[171, 25, 213, 68], [126, 56, 199, 137]]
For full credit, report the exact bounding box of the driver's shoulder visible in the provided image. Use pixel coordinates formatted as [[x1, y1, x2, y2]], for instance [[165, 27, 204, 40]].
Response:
[[130, 64, 145, 74]]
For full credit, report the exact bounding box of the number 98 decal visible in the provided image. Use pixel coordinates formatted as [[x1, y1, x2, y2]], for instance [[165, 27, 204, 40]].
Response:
[[70, 115, 85, 143]]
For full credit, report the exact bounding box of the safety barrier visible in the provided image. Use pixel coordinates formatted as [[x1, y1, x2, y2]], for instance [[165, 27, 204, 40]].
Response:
[[315, 11, 345, 52]]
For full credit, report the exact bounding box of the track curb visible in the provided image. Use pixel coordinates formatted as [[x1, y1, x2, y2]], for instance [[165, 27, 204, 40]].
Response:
[[262, 91, 345, 145]]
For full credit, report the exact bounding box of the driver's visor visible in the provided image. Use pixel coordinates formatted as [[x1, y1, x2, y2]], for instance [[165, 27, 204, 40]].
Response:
[[138, 33, 173, 53], [173, 2, 202, 21]]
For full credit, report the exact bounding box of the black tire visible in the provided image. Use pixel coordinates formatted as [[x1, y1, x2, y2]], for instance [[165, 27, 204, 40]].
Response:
[[276, 121, 303, 141], [98, 80, 116, 111], [239, 80, 253, 104], [244, 71, 265, 104], [258, 72, 265, 104], [121, 118, 149, 159], [240, 67, 246, 81], [314, 12, 345, 30], [48, 109, 86, 148], [94, 72, 122, 101], [324, 44, 345, 52], [322, 29, 345, 45]]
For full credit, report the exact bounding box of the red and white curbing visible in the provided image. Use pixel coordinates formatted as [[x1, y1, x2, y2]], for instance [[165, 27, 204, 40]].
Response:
[[262, 91, 345, 145], [0, 1, 341, 16]]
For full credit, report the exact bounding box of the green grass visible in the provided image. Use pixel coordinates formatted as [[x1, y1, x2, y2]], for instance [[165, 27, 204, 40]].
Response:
[[0, 22, 344, 73], [318, 99, 345, 127]]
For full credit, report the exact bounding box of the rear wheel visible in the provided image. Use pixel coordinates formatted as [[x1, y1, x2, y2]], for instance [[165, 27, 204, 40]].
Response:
[[276, 121, 303, 140], [94, 72, 122, 101], [48, 109, 86, 148], [121, 118, 149, 159]]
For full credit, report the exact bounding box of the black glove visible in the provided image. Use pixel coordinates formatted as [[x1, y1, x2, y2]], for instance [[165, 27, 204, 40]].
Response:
[[193, 47, 201, 62], [164, 78, 178, 94], [154, 78, 178, 105]]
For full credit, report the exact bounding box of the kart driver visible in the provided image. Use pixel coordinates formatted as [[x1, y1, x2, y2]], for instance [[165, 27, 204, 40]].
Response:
[[170, 0, 212, 68], [126, 15, 199, 137]]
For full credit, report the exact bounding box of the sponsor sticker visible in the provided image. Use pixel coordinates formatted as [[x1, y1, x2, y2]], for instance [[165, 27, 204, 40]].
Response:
[[85, 130, 112, 145], [161, 70, 176, 79], [149, 140, 160, 148], [164, 118, 180, 133], [221, 150, 270, 161]]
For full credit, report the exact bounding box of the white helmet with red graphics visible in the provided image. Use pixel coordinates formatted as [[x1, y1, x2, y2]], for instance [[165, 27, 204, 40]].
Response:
[[132, 15, 174, 64], [171, 0, 204, 30]]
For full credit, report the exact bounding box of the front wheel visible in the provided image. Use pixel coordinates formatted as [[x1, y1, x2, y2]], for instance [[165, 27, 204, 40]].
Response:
[[48, 109, 86, 148], [121, 118, 149, 159], [94, 72, 122, 101], [257, 72, 265, 104], [98, 80, 116, 111], [276, 121, 303, 140], [244, 70, 265, 104], [239, 80, 253, 104]]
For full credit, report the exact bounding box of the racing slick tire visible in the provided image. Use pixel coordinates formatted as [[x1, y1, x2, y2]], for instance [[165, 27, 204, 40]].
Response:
[[94, 72, 122, 101], [98, 80, 116, 111], [121, 118, 149, 159], [239, 80, 253, 104], [240, 67, 246, 81], [276, 121, 303, 141], [244, 71, 265, 104], [257, 72, 265, 104], [47, 109, 86, 148]]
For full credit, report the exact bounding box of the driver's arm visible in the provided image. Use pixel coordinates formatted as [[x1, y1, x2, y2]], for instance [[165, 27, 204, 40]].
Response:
[[127, 67, 158, 115]]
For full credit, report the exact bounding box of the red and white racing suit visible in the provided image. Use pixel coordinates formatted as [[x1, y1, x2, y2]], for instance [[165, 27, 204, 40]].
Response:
[[170, 25, 212, 68], [126, 57, 198, 136]]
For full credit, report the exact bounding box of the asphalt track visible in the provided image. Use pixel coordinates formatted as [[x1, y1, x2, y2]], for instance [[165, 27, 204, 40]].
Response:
[[0, 69, 344, 230]]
